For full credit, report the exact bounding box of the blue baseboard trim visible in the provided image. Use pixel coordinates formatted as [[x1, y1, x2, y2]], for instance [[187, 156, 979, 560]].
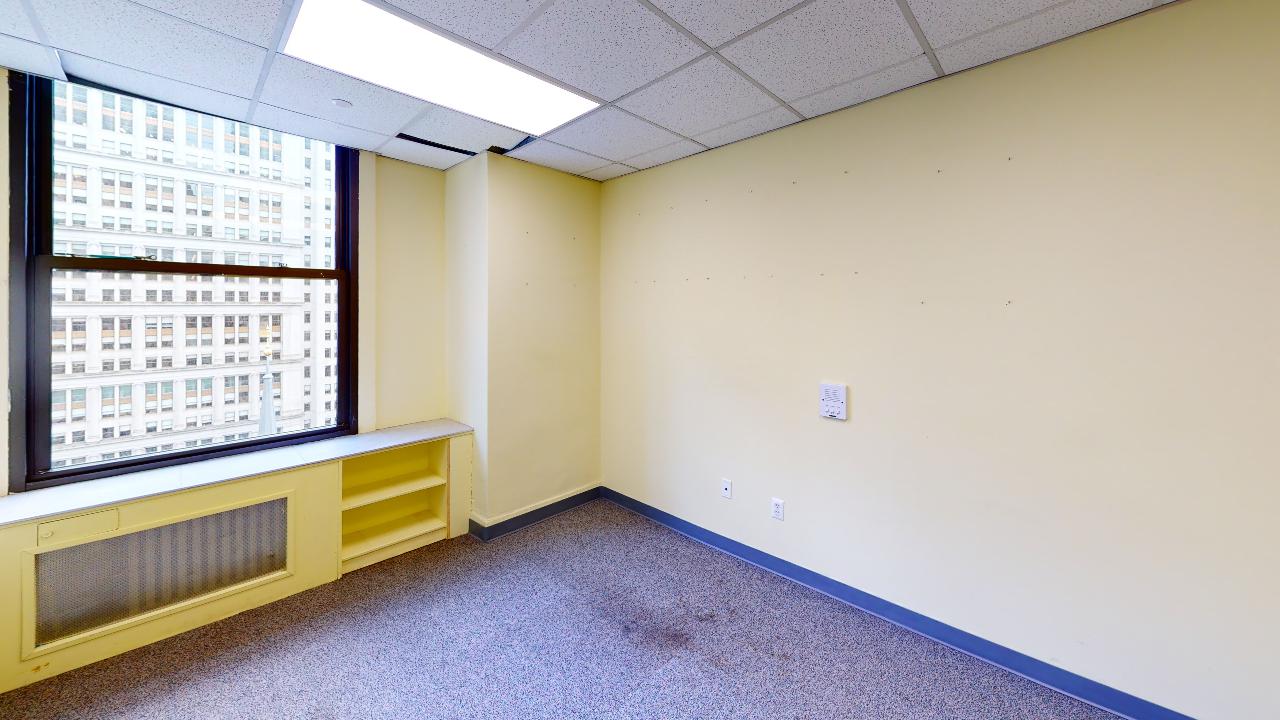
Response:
[[598, 487, 1194, 720], [469, 487, 602, 542]]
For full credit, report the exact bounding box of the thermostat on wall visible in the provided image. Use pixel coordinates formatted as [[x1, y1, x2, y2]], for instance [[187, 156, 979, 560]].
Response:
[[820, 383, 847, 421]]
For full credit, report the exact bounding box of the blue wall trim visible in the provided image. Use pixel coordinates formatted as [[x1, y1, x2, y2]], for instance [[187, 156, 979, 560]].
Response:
[[469, 487, 601, 542], [597, 487, 1195, 720]]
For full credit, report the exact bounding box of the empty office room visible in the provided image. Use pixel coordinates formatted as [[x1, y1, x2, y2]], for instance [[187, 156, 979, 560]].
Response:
[[0, 0, 1272, 718]]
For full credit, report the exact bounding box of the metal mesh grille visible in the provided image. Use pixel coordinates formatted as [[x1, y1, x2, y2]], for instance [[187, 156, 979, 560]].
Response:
[[35, 498, 287, 645]]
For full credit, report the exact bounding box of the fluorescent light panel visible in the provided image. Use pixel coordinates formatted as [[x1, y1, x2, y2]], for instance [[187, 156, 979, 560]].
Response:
[[284, 0, 598, 137]]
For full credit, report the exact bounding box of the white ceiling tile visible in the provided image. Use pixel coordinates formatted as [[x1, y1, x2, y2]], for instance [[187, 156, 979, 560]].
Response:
[[719, 0, 920, 101], [650, 0, 807, 47], [1, 0, 39, 41], [60, 52, 252, 120], [546, 107, 684, 162], [33, 0, 268, 98], [251, 104, 388, 151], [935, 0, 1153, 74], [0, 34, 62, 79], [260, 56, 427, 136], [693, 105, 798, 148], [617, 55, 778, 137], [378, 137, 471, 170], [501, 0, 703, 100], [906, 0, 1057, 49], [129, 0, 288, 48], [792, 55, 935, 118], [506, 140, 612, 175], [624, 139, 703, 170], [384, 0, 545, 48], [401, 106, 528, 153], [583, 163, 637, 181]]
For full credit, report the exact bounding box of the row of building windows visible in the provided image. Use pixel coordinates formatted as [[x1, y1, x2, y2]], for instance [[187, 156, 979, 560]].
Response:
[[55, 86, 297, 162], [53, 377, 339, 416], [53, 141, 336, 195], [49, 421, 345, 469], [52, 378, 337, 430], [54, 352, 334, 367], [56, 246, 296, 264], [55, 286, 300, 301], [53, 346, 339, 372], [52, 211, 333, 250], [53, 353, 332, 371], [52, 288, 298, 304], [54, 165, 306, 222], [52, 313, 286, 349], [52, 130, 337, 185], [52, 353, 340, 374]]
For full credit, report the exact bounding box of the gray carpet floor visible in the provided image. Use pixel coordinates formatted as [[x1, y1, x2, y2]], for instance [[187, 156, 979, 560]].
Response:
[[0, 499, 1117, 720]]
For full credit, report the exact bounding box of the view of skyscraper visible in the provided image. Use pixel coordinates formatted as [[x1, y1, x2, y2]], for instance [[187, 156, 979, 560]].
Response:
[[48, 81, 340, 470]]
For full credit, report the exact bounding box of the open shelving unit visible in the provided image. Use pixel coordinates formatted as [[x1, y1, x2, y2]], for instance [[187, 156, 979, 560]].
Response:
[[339, 439, 451, 574]]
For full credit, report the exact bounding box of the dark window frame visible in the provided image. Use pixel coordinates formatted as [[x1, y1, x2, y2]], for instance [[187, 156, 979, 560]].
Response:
[[7, 72, 359, 493]]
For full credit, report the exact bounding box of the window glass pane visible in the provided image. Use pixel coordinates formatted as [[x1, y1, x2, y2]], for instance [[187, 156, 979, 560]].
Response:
[[51, 80, 336, 269], [48, 271, 339, 470]]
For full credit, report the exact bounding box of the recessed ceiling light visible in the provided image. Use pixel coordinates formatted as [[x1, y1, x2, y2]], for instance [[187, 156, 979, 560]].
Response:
[[331, 98, 353, 108], [284, 0, 598, 136]]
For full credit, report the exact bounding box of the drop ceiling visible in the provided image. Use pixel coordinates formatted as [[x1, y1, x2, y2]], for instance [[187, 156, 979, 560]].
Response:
[[1, 0, 1175, 179]]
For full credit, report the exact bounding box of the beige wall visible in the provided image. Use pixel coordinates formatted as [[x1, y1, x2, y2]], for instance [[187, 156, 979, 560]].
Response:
[[445, 153, 601, 523], [368, 156, 448, 428], [444, 153, 490, 512], [485, 153, 600, 522], [598, 1, 1277, 718]]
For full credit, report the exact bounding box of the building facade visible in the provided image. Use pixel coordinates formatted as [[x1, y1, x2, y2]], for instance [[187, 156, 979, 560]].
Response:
[[48, 82, 339, 470]]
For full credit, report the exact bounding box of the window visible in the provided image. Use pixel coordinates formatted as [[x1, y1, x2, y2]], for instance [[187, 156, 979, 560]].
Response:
[[101, 92, 116, 130], [9, 75, 357, 491], [100, 317, 132, 349]]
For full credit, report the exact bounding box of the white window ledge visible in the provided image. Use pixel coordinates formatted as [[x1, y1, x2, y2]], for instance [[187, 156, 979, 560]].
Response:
[[0, 419, 472, 529]]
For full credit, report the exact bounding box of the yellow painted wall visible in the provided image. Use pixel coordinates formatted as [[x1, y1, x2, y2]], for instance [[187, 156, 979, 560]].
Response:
[[598, 1, 1277, 718], [444, 153, 490, 512], [369, 156, 448, 428], [484, 153, 600, 522], [445, 153, 601, 523]]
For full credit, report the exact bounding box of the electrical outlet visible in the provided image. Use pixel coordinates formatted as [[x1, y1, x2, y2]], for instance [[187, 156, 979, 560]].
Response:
[[771, 497, 785, 521], [720, 478, 733, 499]]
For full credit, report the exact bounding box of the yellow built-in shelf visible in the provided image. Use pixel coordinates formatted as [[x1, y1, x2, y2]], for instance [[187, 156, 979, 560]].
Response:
[[340, 511, 446, 562], [341, 472, 446, 511]]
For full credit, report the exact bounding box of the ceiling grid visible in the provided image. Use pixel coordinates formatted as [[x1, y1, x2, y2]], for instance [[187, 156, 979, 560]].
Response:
[[0, 0, 1176, 178], [244, 0, 304, 121]]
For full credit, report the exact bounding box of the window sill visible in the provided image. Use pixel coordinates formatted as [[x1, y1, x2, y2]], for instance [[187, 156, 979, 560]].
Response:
[[0, 419, 472, 529]]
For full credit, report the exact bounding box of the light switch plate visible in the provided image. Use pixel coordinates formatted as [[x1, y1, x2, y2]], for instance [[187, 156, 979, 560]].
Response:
[[820, 383, 847, 420]]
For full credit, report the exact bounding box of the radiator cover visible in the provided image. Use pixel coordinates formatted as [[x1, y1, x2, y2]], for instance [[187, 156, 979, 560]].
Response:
[[34, 498, 288, 645]]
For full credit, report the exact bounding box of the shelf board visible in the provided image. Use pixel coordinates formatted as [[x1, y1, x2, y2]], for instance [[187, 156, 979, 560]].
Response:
[[341, 472, 445, 511], [341, 511, 445, 562], [341, 528, 446, 575]]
